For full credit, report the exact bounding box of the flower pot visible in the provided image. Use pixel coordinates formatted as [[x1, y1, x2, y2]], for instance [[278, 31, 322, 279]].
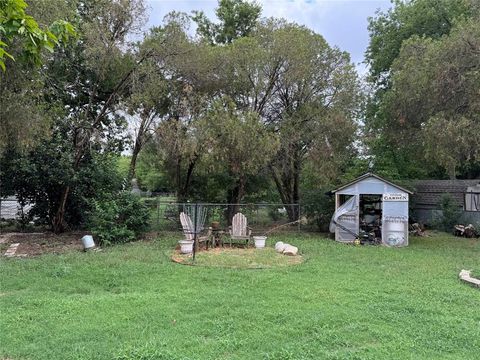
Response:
[[211, 221, 220, 230], [179, 240, 194, 254], [253, 236, 267, 249]]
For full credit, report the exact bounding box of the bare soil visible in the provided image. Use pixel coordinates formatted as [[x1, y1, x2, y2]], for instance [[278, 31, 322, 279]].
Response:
[[0, 231, 86, 257]]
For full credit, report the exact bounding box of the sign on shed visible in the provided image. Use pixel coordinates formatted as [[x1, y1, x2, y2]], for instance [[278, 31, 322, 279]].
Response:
[[383, 193, 408, 202]]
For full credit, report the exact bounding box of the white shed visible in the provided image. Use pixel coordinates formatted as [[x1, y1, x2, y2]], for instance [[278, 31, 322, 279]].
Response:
[[329, 173, 413, 247]]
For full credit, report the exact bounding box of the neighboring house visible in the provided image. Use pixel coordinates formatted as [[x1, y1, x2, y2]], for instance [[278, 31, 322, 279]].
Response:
[[0, 196, 33, 220], [411, 180, 480, 225]]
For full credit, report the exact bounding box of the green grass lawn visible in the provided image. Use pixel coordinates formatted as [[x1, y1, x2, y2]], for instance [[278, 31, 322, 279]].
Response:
[[1, 233, 479, 359]]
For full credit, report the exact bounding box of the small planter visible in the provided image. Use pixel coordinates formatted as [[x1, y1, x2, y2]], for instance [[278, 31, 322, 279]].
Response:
[[179, 240, 194, 254], [211, 221, 220, 230], [253, 236, 267, 249]]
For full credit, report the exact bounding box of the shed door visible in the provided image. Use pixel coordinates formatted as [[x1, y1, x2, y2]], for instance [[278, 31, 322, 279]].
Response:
[[331, 195, 358, 242]]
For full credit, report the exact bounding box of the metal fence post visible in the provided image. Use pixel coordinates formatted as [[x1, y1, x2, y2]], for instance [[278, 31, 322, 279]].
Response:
[[157, 197, 160, 228], [297, 204, 301, 232], [192, 202, 198, 261]]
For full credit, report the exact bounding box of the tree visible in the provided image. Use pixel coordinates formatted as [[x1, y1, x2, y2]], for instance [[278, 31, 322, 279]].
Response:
[[0, 135, 124, 228], [192, 0, 261, 44], [201, 97, 278, 219], [366, 0, 471, 86], [222, 22, 360, 220], [364, 0, 476, 178], [384, 17, 480, 178], [0, 0, 75, 152], [0, 0, 75, 70], [125, 13, 193, 180], [40, 0, 148, 232]]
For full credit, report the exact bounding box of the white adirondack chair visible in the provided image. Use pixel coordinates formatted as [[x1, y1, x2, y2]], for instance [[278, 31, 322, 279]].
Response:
[[228, 213, 252, 247], [180, 212, 211, 248]]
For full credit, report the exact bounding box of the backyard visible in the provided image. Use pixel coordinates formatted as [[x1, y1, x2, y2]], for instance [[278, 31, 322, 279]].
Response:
[[1, 232, 479, 360]]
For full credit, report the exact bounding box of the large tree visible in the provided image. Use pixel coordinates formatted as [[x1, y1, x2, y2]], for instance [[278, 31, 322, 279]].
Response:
[[41, 0, 149, 232], [364, 0, 476, 178], [201, 97, 278, 219], [222, 22, 360, 219], [384, 17, 480, 178]]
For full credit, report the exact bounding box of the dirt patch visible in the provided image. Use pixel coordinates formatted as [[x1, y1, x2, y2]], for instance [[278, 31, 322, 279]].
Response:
[[171, 246, 304, 269], [0, 231, 86, 257]]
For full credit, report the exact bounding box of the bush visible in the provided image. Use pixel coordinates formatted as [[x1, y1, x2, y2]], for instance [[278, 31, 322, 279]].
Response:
[[302, 187, 335, 232], [433, 194, 462, 232], [88, 192, 150, 245]]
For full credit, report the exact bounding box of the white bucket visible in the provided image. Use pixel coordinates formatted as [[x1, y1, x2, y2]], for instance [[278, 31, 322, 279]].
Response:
[[81, 235, 95, 250], [253, 236, 267, 249], [179, 240, 194, 254]]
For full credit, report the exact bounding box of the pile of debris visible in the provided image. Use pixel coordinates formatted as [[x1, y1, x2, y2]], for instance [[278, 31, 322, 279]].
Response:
[[409, 223, 427, 237], [454, 224, 478, 238]]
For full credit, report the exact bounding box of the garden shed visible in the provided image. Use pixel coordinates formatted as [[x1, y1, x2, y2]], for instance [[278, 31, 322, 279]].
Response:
[[329, 173, 413, 247]]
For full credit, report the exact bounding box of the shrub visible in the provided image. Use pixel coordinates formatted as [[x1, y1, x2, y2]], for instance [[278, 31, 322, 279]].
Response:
[[433, 194, 462, 232], [302, 187, 335, 232], [88, 192, 150, 245]]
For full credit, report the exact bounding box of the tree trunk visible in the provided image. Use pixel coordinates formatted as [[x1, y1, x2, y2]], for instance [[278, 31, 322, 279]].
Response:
[[270, 147, 301, 222], [52, 186, 70, 233], [226, 176, 246, 223], [175, 155, 198, 203], [128, 135, 143, 180]]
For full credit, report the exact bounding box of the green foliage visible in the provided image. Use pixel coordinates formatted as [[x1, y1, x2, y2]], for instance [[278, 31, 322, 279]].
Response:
[[0, 141, 125, 229], [365, 0, 479, 179], [117, 156, 131, 180], [366, 0, 471, 84], [301, 188, 335, 232], [88, 192, 150, 246], [192, 0, 261, 44], [0, 0, 75, 70], [433, 194, 462, 232]]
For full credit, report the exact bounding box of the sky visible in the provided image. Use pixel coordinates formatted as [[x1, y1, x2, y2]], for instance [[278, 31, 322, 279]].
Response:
[[145, 0, 393, 74]]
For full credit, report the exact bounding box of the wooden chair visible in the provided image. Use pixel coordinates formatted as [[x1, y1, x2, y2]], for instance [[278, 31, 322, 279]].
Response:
[[228, 213, 252, 247], [179, 212, 211, 249]]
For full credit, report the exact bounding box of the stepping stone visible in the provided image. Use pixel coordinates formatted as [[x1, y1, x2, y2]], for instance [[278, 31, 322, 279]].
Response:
[[4, 243, 20, 257]]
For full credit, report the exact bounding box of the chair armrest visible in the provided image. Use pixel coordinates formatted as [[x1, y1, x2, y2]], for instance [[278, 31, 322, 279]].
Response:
[[247, 227, 252, 236]]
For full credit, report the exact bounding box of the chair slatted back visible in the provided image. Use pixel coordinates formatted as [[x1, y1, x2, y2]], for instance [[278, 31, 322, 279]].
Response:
[[232, 213, 248, 237], [180, 212, 194, 240]]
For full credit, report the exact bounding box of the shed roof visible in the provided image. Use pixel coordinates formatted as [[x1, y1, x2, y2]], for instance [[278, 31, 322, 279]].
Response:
[[330, 173, 414, 195]]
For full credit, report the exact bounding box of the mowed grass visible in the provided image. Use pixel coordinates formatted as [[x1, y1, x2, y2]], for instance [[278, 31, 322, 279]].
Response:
[[1, 233, 479, 360]]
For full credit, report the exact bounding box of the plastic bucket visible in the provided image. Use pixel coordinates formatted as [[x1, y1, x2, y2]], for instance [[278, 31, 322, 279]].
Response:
[[81, 235, 95, 250], [179, 240, 194, 254], [253, 236, 267, 249]]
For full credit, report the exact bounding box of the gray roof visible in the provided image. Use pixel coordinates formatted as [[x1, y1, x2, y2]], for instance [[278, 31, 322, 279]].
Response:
[[411, 179, 480, 209], [330, 173, 414, 195]]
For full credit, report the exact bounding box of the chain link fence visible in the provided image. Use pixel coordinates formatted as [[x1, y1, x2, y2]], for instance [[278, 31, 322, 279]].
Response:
[[143, 200, 302, 233]]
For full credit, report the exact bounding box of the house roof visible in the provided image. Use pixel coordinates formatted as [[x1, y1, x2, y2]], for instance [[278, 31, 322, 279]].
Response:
[[411, 179, 480, 209], [330, 173, 414, 195]]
